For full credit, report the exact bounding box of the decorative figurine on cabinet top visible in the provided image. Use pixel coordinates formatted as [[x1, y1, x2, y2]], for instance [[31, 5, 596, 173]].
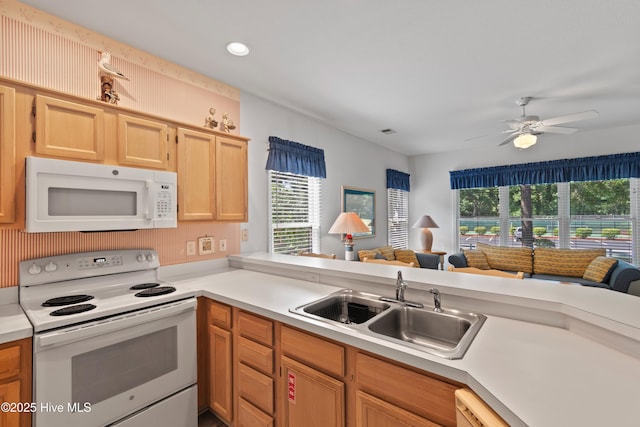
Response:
[[204, 108, 218, 129], [97, 51, 128, 104], [220, 113, 236, 132]]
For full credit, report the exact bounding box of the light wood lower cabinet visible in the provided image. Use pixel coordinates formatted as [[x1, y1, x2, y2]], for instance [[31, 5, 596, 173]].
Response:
[[208, 301, 233, 424], [455, 389, 508, 427], [198, 299, 503, 427], [0, 338, 32, 427], [355, 390, 441, 427], [356, 352, 458, 427], [280, 355, 345, 427]]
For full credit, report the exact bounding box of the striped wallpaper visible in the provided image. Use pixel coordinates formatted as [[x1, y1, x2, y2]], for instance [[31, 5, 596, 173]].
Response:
[[0, 1, 245, 287]]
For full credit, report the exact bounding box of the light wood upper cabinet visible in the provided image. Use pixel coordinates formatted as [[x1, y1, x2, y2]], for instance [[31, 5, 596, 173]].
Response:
[[215, 136, 248, 221], [117, 113, 168, 169], [0, 85, 16, 223], [34, 94, 105, 161], [176, 127, 216, 221]]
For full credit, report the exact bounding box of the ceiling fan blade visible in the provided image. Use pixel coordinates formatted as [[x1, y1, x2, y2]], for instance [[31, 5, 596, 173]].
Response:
[[540, 110, 599, 127], [464, 128, 514, 142], [498, 132, 519, 146], [537, 125, 578, 135]]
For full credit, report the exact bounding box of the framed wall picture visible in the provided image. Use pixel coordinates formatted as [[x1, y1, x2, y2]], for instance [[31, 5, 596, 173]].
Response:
[[341, 186, 375, 238]]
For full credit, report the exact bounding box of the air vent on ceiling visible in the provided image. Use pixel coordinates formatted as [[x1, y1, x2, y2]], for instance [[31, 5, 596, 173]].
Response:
[[380, 128, 397, 135]]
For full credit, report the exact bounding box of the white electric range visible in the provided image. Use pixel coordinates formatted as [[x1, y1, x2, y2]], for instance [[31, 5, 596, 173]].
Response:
[[19, 249, 197, 427]]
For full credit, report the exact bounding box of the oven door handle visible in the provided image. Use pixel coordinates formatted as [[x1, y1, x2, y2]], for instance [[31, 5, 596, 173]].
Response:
[[36, 297, 196, 349]]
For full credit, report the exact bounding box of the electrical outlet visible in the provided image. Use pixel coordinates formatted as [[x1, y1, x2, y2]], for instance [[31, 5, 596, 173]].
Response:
[[241, 228, 249, 241], [219, 239, 227, 252], [187, 241, 196, 256], [198, 236, 215, 255]]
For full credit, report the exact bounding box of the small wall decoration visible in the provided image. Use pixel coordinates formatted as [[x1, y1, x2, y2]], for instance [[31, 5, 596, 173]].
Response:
[[342, 186, 375, 238], [204, 108, 218, 129], [97, 51, 129, 104]]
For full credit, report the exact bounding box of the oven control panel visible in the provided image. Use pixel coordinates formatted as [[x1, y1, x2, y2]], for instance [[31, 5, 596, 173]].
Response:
[[19, 249, 160, 286], [78, 255, 123, 270]]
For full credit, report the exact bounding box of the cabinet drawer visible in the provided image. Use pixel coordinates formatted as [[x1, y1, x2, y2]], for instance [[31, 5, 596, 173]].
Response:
[[0, 344, 21, 381], [356, 352, 457, 427], [238, 363, 274, 415], [281, 326, 345, 378], [238, 336, 273, 375], [238, 398, 273, 427], [208, 301, 232, 329], [238, 311, 273, 346]]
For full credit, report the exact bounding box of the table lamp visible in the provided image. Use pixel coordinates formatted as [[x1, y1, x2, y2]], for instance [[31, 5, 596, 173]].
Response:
[[328, 212, 370, 260], [413, 215, 439, 252]]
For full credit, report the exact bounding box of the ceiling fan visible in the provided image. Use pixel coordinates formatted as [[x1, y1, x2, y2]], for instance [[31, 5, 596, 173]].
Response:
[[481, 97, 599, 149]]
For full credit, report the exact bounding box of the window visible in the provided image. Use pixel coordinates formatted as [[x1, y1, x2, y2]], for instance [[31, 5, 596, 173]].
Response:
[[387, 188, 408, 248], [269, 170, 321, 254], [455, 178, 639, 264]]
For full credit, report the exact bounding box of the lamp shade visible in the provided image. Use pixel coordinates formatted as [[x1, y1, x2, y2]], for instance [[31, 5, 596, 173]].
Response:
[[513, 133, 537, 149], [328, 212, 370, 234], [412, 215, 439, 229]]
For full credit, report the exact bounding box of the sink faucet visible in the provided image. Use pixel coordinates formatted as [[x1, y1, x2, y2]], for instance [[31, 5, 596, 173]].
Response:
[[396, 271, 408, 302], [429, 288, 443, 312]]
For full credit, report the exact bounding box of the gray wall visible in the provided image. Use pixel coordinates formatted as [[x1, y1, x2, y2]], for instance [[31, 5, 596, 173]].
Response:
[[240, 92, 409, 257]]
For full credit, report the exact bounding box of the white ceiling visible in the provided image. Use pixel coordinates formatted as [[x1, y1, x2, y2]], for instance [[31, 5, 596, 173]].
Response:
[[20, 0, 640, 155]]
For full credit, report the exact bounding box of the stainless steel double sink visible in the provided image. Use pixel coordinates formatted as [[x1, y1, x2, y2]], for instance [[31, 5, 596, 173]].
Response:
[[290, 289, 486, 359]]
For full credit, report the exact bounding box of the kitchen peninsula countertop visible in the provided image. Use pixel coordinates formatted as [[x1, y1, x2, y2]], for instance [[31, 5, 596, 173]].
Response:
[[178, 253, 640, 427], [3, 253, 639, 426]]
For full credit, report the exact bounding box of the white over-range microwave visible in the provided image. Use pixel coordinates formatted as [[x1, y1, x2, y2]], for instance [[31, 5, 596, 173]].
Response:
[[26, 157, 177, 233]]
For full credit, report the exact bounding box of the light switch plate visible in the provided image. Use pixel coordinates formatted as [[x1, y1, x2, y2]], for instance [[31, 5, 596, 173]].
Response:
[[187, 241, 196, 256], [198, 237, 215, 255], [219, 239, 227, 252]]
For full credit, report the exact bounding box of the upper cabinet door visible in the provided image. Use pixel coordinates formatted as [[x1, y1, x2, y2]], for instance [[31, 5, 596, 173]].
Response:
[[117, 113, 168, 169], [177, 127, 216, 221], [34, 95, 105, 161], [0, 85, 16, 223], [215, 136, 248, 222]]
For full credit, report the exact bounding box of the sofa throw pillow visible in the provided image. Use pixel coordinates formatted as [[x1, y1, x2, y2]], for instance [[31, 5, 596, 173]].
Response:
[[477, 243, 533, 273], [533, 248, 605, 278], [394, 249, 420, 268], [377, 245, 396, 261], [583, 256, 618, 283], [463, 249, 490, 270], [357, 249, 379, 262], [374, 252, 386, 259]]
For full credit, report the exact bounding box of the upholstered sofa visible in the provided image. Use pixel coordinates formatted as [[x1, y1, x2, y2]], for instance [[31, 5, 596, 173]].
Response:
[[448, 243, 640, 293], [356, 245, 440, 269]]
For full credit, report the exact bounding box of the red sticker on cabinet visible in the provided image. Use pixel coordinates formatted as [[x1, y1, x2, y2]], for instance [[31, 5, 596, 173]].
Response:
[[288, 372, 296, 403]]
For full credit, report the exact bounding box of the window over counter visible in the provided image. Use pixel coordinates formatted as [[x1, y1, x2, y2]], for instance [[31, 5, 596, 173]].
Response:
[[269, 171, 321, 254]]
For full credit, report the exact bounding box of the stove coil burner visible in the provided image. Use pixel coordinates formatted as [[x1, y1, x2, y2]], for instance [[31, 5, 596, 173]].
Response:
[[42, 295, 94, 307], [129, 283, 161, 290], [134, 286, 176, 297], [50, 304, 97, 316]]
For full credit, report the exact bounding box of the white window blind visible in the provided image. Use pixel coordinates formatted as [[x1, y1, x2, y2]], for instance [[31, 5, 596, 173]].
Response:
[[387, 188, 408, 249], [269, 171, 321, 254]]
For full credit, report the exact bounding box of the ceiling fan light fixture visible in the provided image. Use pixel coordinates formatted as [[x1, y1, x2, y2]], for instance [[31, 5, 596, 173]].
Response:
[[513, 133, 537, 149], [226, 42, 250, 56]]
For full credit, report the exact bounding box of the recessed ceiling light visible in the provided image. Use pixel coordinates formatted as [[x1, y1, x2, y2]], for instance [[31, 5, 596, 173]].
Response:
[[226, 42, 249, 56]]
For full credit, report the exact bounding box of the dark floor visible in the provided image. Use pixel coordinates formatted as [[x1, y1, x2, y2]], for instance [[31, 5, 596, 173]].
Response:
[[198, 411, 227, 427]]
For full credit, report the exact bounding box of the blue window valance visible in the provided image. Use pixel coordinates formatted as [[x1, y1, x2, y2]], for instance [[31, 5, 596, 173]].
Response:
[[265, 136, 326, 178], [386, 169, 410, 191], [450, 152, 640, 189]]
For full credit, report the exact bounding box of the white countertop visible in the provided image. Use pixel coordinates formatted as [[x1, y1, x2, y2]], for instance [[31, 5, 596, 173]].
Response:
[[3, 253, 639, 427]]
